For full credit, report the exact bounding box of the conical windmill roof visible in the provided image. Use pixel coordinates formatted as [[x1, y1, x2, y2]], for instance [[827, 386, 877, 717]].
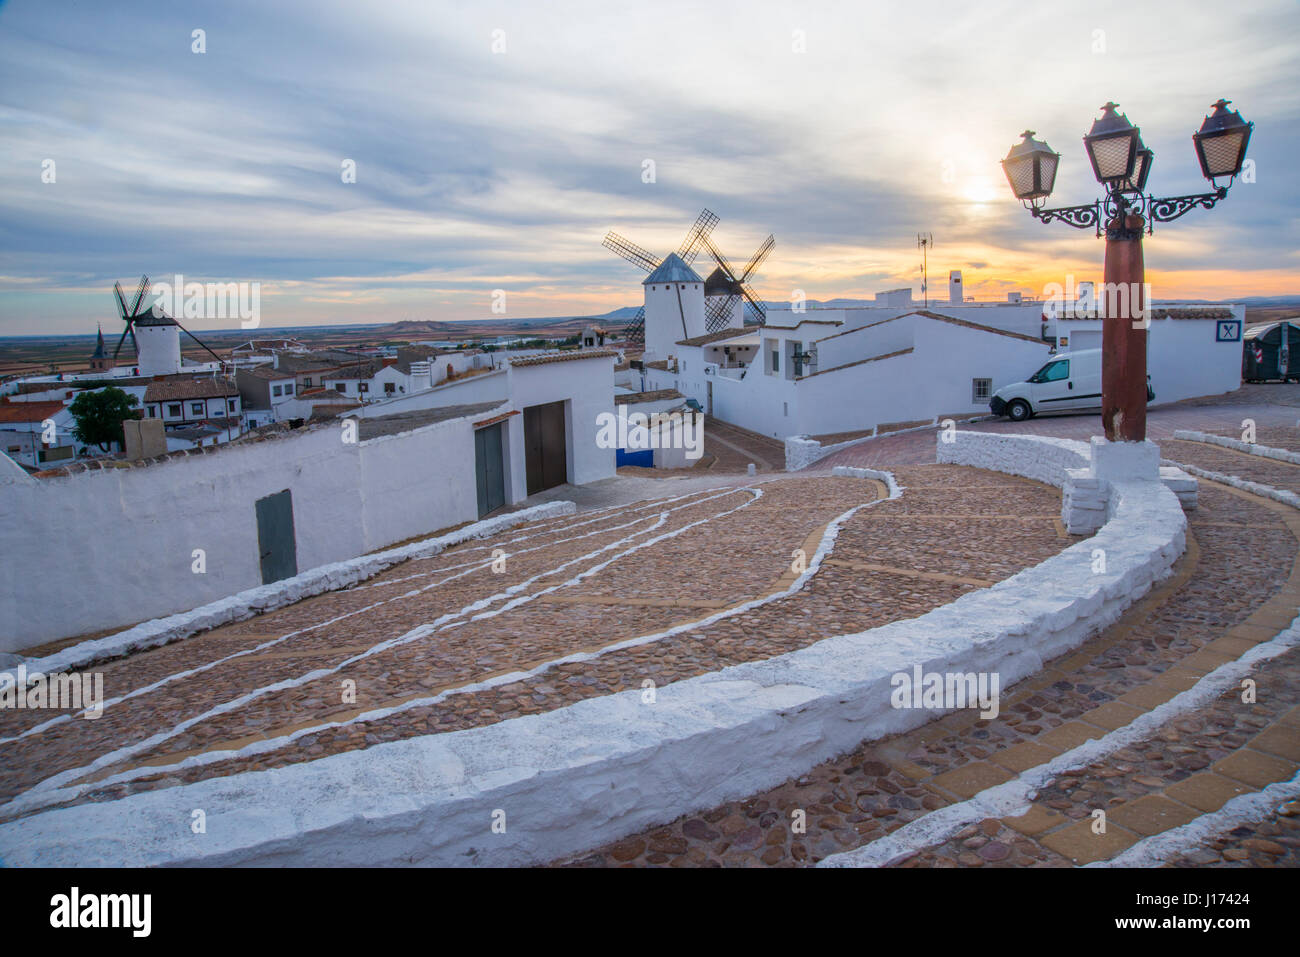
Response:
[[643, 252, 703, 285]]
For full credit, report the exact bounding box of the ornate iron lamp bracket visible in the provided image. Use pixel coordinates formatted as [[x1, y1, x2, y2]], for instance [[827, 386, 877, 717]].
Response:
[[1146, 187, 1229, 231], [1029, 201, 1102, 237]]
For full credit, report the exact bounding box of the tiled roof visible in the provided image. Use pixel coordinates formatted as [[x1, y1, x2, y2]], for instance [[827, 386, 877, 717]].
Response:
[[322, 362, 382, 380], [643, 359, 670, 370], [509, 350, 618, 368], [615, 389, 684, 405], [0, 400, 68, 424], [676, 328, 756, 347], [237, 364, 296, 380], [1151, 307, 1235, 320], [144, 377, 239, 402]]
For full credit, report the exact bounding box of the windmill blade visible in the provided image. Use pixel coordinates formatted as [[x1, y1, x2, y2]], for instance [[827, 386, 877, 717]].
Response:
[[740, 285, 767, 325], [740, 234, 775, 283], [128, 324, 140, 357], [112, 324, 132, 359], [113, 282, 130, 320], [623, 306, 645, 346], [676, 208, 719, 266], [175, 320, 226, 363], [602, 232, 660, 273], [129, 275, 150, 317], [705, 295, 738, 334], [701, 235, 737, 281]]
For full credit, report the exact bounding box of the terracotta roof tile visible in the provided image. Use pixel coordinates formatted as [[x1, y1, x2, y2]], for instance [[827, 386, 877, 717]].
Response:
[[508, 350, 618, 368]]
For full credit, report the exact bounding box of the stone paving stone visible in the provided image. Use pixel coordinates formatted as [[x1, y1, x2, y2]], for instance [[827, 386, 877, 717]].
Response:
[[1039, 819, 1140, 865], [1162, 773, 1255, 813], [1106, 794, 1202, 836], [1213, 750, 1299, 789]]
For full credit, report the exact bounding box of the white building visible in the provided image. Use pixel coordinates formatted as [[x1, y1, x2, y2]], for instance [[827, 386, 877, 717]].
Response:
[[629, 251, 1245, 438], [350, 350, 618, 507]]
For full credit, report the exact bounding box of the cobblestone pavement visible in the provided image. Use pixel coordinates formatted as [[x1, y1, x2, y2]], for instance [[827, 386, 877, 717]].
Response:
[[0, 467, 1073, 821], [559, 467, 1300, 868]]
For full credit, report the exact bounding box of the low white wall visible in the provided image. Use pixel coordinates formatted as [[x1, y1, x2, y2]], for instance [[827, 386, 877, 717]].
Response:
[[936, 429, 1089, 488], [0, 412, 492, 652], [1173, 429, 1300, 466], [0, 437, 1188, 867]]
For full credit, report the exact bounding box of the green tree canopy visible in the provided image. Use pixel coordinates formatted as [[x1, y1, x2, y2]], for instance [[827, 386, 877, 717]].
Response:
[[68, 387, 140, 451]]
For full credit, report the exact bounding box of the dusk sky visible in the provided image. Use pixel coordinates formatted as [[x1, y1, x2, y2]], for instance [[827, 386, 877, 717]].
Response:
[[1, 0, 1296, 336]]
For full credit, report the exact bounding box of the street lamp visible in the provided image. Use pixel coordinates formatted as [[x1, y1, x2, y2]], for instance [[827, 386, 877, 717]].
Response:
[[1001, 100, 1252, 444]]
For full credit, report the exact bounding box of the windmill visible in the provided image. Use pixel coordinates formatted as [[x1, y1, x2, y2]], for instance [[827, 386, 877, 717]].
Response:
[[700, 232, 774, 333], [111, 275, 225, 365], [602, 209, 719, 346]]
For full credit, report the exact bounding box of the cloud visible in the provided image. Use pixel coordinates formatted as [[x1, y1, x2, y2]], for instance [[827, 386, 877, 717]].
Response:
[[0, 0, 1296, 333]]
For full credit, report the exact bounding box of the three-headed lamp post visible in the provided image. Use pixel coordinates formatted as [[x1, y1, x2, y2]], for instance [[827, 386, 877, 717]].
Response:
[[1000, 100, 1253, 445]]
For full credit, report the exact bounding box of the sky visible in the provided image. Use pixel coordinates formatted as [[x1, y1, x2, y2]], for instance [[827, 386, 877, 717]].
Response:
[[0, 0, 1297, 336]]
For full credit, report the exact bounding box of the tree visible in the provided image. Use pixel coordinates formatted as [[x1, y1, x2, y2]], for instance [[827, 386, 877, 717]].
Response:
[[68, 387, 140, 452]]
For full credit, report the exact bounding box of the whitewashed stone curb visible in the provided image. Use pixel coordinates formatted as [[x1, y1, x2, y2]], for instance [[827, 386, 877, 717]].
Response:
[[1164, 460, 1300, 510], [1173, 429, 1300, 466], [0, 444, 1187, 867], [3, 501, 576, 682], [831, 465, 905, 499]]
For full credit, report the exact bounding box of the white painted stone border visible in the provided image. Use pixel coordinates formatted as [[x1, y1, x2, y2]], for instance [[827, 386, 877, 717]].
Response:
[[1173, 429, 1300, 466], [2, 501, 576, 681], [1163, 460, 1300, 511], [0, 441, 1186, 867]]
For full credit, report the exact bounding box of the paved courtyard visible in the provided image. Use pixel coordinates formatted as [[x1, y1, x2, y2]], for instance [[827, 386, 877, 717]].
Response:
[[5, 387, 1300, 869]]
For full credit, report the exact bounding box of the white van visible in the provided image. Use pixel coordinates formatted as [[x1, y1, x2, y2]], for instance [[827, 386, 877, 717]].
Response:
[[990, 349, 1152, 421]]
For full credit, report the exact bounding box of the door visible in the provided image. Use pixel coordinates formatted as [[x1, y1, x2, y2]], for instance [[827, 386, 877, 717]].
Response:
[[1030, 357, 1072, 409], [255, 489, 298, 585], [474, 422, 506, 517], [524, 400, 567, 495]]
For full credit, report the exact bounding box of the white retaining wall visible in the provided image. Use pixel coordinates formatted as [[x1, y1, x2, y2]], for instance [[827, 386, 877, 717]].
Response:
[[0, 434, 1187, 867], [0, 411, 495, 652]]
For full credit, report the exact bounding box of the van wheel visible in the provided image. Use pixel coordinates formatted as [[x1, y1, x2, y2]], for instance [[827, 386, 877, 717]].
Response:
[[1007, 399, 1032, 422]]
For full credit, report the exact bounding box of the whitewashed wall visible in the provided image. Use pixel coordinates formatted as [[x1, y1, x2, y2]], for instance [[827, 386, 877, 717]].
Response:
[[0, 413, 487, 651], [1057, 310, 1244, 404]]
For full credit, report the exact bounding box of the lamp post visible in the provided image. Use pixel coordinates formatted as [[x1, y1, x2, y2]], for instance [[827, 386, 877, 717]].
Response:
[[1001, 100, 1253, 443]]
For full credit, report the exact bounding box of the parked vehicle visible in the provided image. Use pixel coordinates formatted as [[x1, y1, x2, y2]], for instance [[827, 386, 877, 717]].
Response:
[[1243, 320, 1300, 383], [990, 349, 1153, 421]]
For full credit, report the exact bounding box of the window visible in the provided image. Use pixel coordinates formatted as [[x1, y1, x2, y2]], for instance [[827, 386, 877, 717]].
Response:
[[303, 377, 313, 388], [335, 383, 346, 392], [168, 404, 182, 417], [147, 407, 156, 418], [191, 402, 205, 416], [358, 382, 369, 393], [1035, 360, 1070, 383], [972, 378, 993, 402], [284, 383, 294, 395], [384, 382, 396, 394], [228, 399, 237, 412], [771, 348, 779, 373], [272, 385, 283, 397]]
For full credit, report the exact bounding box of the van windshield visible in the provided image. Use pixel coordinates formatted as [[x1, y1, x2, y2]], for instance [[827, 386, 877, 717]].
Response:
[[1032, 359, 1070, 383]]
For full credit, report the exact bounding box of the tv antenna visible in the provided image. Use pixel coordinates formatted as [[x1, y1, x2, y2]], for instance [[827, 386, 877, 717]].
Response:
[[917, 233, 934, 308]]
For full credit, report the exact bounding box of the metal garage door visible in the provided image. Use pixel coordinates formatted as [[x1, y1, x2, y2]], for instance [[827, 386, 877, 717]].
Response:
[[474, 421, 506, 517], [524, 400, 567, 495]]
